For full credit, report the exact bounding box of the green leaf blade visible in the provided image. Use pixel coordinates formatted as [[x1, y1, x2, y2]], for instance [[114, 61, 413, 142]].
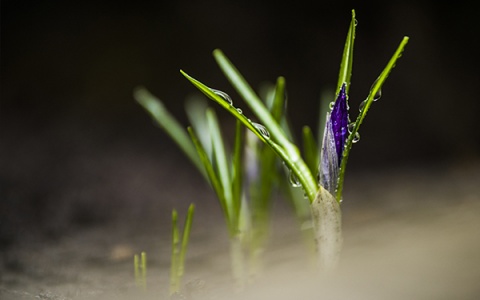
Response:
[[231, 120, 243, 226], [336, 36, 410, 200], [134, 87, 205, 177], [178, 203, 195, 278], [212, 50, 293, 149], [302, 125, 319, 176], [206, 108, 233, 221], [181, 70, 318, 202], [188, 126, 233, 233], [336, 9, 356, 94]]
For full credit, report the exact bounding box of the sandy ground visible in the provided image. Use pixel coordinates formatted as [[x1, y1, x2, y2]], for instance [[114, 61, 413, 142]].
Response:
[[1, 160, 480, 300]]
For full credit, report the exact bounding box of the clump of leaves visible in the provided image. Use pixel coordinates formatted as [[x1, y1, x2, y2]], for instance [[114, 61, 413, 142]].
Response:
[[180, 10, 408, 269], [135, 84, 280, 287], [135, 9, 408, 287]]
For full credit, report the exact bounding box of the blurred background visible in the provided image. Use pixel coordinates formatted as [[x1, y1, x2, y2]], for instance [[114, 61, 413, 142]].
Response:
[[1, 1, 479, 248]]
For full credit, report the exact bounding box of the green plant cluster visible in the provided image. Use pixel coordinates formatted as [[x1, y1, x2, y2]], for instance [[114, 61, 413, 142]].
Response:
[[133, 9, 408, 293]]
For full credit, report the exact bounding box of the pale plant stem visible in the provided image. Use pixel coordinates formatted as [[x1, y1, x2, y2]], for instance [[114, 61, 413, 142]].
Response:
[[310, 187, 343, 271]]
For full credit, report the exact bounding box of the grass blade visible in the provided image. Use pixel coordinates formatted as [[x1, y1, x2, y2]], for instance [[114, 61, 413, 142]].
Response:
[[271, 76, 286, 121], [206, 108, 234, 223], [185, 96, 213, 160], [336, 10, 356, 94], [231, 120, 243, 227], [170, 210, 180, 295], [134, 87, 205, 178], [178, 204, 195, 280], [336, 36, 410, 200], [181, 70, 318, 202], [302, 125, 319, 176], [188, 127, 232, 232], [212, 50, 294, 151]]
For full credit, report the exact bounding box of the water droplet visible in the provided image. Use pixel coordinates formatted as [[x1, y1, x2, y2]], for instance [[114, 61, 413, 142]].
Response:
[[373, 88, 382, 102], [348, 123, 355, 134], [359, 100, 367, 112], [352, 132, 360, 143], [210, 89, 233, 105], [236, 108, 242, 114], [252, 122, 270, 139], [329, 101, 335, 110], [369, 78, 382, 102], [289, 170, 301, 187]]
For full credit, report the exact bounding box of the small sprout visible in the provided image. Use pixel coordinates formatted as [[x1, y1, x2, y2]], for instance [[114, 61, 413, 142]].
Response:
[[134, 251, 147, 290], [170, 204, 195, 296]]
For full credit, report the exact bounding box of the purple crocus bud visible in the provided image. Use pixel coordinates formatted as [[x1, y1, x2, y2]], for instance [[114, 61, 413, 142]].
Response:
[[319, 84, 349, 195], [330, 84, 349, 162]]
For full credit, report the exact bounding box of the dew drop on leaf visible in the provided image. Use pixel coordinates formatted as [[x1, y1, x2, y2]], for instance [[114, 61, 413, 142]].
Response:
[[373, 88, 382, 102], [348, 123, 355, 134], [369, 77, 382, 102], [252, 122, 270, 139], [236, 108, 242, 114], [352, 132, 360, 143], [289, 169, 301, 187], [210, 89, 233, 106], [359, 100, 367, 112]]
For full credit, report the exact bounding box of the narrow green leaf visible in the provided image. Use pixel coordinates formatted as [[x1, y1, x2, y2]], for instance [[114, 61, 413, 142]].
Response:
[[336, 36, 410, 200], [185, 96, 213, 159], [271, 76, 286, 122], [336, 10, 356, 94], [170, 209, 179, 295], [255, 140, 276, 223], [178, 203, 195, 279], [302, 125, 319, 176], [134, 254, 140, 288], [273, 76, 297, 143], [231, 119, 243, 227], [206, 108, 233, 221], [317, 89, 333, 151], [212, 49, 294, 152], [188, 126, 233, 232], [134, 87, 205, 178], [208, 50, 317, 200], [181, 70, 318, 202], [181, 70, 263, 140], [140, 252, 147, 289]]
